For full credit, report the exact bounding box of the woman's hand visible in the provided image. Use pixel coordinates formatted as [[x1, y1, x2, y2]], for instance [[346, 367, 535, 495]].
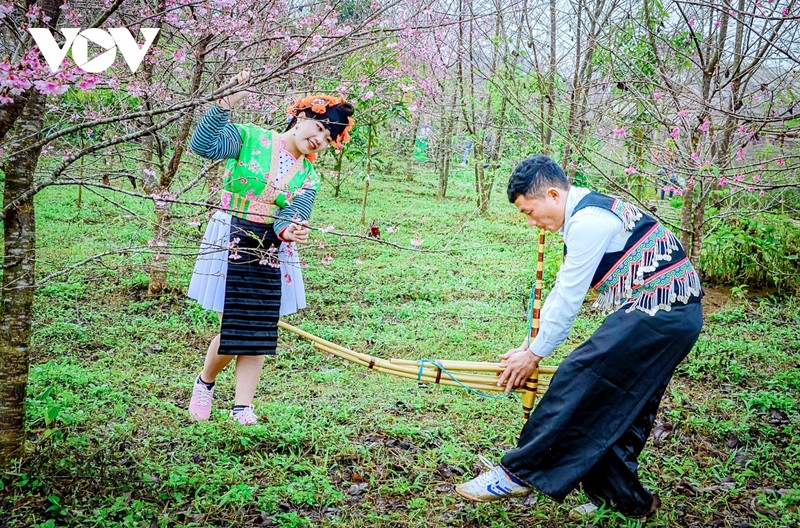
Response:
[[217, 70, 251, 110], [282, 221, 310, 244]]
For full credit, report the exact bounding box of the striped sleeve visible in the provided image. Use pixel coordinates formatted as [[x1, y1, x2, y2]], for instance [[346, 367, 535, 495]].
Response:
[[274, 190, 317, 239], [189, 105, 242, 160]]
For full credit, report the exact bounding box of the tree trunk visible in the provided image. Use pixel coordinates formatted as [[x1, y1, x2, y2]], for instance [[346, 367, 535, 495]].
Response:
[[361, 124, 373, 225], [148, 198, 174, 295], [333, 145, 345, 198], [360, 176, 370, 226], [679, 168, 695, 260], [0, 0, 62, 470], [146, 32, 207, 295], [0, 92, 46, 468], [405, 114, 419, 182], [438, 124, 451, 198], [542, 0, 557, 154]]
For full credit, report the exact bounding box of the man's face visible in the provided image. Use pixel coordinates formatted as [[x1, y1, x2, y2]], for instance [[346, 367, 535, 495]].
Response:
[[513, 189, 566, 232]]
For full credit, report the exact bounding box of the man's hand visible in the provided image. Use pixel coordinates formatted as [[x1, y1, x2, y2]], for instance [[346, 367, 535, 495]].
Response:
[[497, 348, 542, 394], [282, 220, 310, 244]]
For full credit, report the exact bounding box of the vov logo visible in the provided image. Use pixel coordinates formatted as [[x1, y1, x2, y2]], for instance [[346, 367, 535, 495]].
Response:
[[27, 28, 160, 74]]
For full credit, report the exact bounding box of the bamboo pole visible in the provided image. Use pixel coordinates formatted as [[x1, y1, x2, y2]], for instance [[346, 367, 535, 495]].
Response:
[[279, 229, 552, 419], [522, 230, 547, 421], [313, 342, 543, 395], [388, 357, 557, 376], [278, 320, 552, 399]]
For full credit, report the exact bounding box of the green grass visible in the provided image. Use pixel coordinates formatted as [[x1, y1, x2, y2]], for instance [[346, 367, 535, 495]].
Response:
[[1, 163, 798, 527]]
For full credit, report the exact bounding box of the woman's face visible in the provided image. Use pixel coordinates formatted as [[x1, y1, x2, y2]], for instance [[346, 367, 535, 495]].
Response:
[[293, 116, 333, 155]]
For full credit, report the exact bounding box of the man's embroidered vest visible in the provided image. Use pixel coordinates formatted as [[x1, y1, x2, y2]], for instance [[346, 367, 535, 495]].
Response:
[[570, 192, 702, 315]]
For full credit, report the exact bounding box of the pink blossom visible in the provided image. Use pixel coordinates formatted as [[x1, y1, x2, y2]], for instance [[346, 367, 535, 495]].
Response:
[[736, 149, 745, 162], [77, 75, 100, 91], [737, 124, 748, 134], [322, 255, 333, 265], [714, 20, 721, 28], [33, 79, 68, 96], [612, 127, 627, 138], [783, 7, 790, 15], [757, 164, 765, 170], [0, 4, 13, 18], [719, 177, 729, 186], [0, 94, 12, 105], [759, 191, 765, 196], [625, 166, 638, 175], [652, 151, 662, 161], [691, 152, 700, 162], [687, 19, 695, 27], [386, 226, 398, 234], [734, 174, 744, 182], [746, 186, 755, 192], [228, 237, 241, 249], [1, 72, 33, 95], [753, 175, 762, 182], [677, 110, 688, 118], [188, 218, 201, 227], [355, 258, 363, 265], [229, 252, 242, 260], [410, 237, 423, 248], [653, 92, 663, 100], [670, 127, 681, 139], [776, 158, 785, 166], [698, 120, 711, 133], [361, 90, 374, 101]]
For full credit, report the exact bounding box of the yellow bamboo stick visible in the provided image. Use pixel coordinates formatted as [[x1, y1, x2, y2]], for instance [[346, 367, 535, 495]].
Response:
[[313, 343, 545, 395], [280, 320, 551, 395], [389, 357, 557, 376]]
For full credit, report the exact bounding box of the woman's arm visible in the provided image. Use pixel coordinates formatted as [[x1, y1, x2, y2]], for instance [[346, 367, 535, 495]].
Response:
[[189, 105, 243, 160], [274, 190, 317, 242]]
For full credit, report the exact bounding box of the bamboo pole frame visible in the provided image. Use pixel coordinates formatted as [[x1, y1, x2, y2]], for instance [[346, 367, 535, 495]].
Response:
[[277, 229, 552, 420]]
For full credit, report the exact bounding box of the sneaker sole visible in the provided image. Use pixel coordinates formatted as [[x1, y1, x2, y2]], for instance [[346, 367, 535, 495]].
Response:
[[454, 486, 497, 503], [454, 486, 530, 503]]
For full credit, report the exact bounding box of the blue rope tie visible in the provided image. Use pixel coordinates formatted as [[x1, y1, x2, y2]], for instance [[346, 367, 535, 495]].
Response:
[[416, 359, 512, 400]]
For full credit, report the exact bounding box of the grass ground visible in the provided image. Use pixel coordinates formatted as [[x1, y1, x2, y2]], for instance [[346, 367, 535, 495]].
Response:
[[1, 164, 798, 527]]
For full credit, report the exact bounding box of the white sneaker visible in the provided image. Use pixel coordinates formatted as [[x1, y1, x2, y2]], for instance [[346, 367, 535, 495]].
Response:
[[455, 456, 532, 502]]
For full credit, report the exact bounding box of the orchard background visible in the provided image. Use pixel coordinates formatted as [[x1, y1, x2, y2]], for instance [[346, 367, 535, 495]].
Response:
[[1, 1, 798, 526]]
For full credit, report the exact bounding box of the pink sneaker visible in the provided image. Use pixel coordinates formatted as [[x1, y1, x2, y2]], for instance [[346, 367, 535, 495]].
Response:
[[189, 377, 214, 421], [230, 405, 258, 425]]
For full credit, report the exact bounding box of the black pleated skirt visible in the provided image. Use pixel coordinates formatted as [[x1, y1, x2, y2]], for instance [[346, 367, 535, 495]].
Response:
[[218, 216, 282, 356]]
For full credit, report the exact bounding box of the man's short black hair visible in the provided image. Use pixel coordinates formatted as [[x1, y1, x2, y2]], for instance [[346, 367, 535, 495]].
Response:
[[507, 155, 570, 203]]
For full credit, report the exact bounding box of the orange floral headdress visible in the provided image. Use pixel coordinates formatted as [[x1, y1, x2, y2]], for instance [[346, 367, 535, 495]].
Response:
[[287, 94, 355, 148]]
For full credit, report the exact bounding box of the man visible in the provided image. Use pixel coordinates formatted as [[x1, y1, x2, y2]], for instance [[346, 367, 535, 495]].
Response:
[[455, 155, 703, 518]]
